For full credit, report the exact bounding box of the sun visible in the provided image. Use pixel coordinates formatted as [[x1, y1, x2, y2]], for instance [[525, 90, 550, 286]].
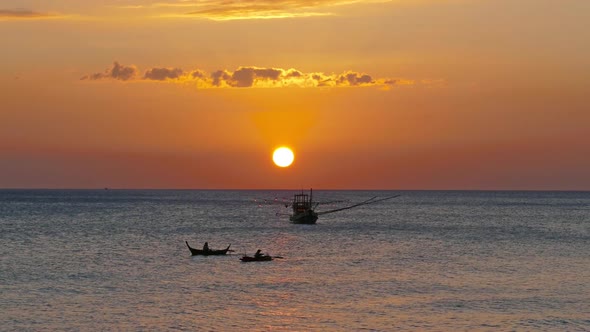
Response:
[[272, 147, 295, 167]]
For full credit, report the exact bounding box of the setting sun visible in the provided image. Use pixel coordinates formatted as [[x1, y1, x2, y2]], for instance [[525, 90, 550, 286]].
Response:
[[272, 147, 295, 168]]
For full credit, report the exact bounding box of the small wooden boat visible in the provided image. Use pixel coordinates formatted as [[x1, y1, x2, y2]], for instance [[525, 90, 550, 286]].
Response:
[[186, 241, 232, 256], [240, 255, 273, 262]]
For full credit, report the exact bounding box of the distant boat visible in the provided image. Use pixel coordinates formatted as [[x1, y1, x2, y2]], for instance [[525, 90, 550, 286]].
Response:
[[289, 190, 319, 224], [240, 255, 273, 262], [286, 189, 400, 224], [186, 241, 232, 256]]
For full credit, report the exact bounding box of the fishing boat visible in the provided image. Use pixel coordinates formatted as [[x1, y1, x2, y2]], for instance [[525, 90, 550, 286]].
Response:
[[240, 255, 273, 262], [186, 241, 232, 256], [284, 189, 400, 224], [289, 189, 319, 224]]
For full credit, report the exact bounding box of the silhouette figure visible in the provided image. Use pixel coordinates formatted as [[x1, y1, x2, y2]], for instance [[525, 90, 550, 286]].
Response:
[[254, 249, 263, 258]]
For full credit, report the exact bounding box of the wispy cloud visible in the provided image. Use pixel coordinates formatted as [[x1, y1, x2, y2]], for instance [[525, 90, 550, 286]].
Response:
[[81, 62, 426, 89], [1, 1, 391, 21], [0, 9, 62, 20], [119, 0, 386, 20]]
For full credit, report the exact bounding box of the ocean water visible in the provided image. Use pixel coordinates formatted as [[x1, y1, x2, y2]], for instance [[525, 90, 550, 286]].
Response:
[[1, 189, 589, 331]]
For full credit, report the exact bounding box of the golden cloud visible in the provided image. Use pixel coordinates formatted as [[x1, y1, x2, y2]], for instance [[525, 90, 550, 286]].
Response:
[[81, 62, 426, 89], [119, 0, 385, 20]]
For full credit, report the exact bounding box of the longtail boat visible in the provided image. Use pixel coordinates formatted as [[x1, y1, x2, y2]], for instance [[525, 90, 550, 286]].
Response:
[[186, 241, 232, 256]]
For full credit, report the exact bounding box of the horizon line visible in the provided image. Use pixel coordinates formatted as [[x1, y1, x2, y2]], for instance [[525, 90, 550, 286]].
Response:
[[0, 188, 588, 192]]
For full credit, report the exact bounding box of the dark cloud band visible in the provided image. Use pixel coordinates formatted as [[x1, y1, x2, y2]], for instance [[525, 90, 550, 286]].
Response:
[[81, 62, 138, 81], [82, 62, 412, 89]]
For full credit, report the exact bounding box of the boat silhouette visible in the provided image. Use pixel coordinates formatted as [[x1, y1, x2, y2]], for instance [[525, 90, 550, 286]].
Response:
[[283, 189, 400, 224]]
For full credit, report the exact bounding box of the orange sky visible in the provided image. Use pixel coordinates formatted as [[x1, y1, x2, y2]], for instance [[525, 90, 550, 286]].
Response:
[[1, 0, 589, 189]]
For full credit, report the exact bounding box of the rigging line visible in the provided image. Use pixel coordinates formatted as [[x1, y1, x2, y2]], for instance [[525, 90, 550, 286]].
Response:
[[317, 195, 399, 215]]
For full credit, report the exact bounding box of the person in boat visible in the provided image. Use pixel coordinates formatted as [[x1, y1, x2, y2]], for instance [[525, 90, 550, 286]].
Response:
[[254, 249, 263, 258], [203, 242, 209, 252]]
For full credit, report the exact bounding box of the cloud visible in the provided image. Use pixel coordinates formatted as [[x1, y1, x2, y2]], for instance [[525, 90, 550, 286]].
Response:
[[185, 4, 331, 20], [203, 66, 391, 88], [0, 9, 60, 20], [119, 0, 382, 21], [231, 67, 283, 87], [285, 69, 303, 78], [339, 72, 374, 86], [190, 70, 206, 79], [211, 70, 232, 87], [82, 62, 422, 89], [144, 67, 184, 80], [81, 62, 139, 81], [2, 1, 394, 22]]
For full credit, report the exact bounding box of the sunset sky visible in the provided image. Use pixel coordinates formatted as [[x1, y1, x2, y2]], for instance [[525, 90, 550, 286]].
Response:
[[1, 0, 589, 190]]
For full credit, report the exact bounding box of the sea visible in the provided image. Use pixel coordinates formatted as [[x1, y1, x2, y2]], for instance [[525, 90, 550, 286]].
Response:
[[1, 189, 589, 331]]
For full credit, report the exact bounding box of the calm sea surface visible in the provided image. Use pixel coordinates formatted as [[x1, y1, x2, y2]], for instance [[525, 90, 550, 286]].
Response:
[[1, 190, 589, 331]]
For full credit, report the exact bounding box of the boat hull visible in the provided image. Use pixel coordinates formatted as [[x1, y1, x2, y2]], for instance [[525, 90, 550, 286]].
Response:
[[186, 241, 231, 256], [240, 255, 273, 262], [290, 211, 318, 224]]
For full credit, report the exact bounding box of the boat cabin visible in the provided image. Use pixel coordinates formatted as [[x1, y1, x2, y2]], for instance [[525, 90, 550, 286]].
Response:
[[292, 192, 313, 214]]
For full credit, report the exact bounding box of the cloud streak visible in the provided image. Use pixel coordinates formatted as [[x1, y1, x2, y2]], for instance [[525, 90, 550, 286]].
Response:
[[119, 0, 386, 20], [0, 9, 61, 20], [1, 1, 392, 21], [82, 62, 424, 89]]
